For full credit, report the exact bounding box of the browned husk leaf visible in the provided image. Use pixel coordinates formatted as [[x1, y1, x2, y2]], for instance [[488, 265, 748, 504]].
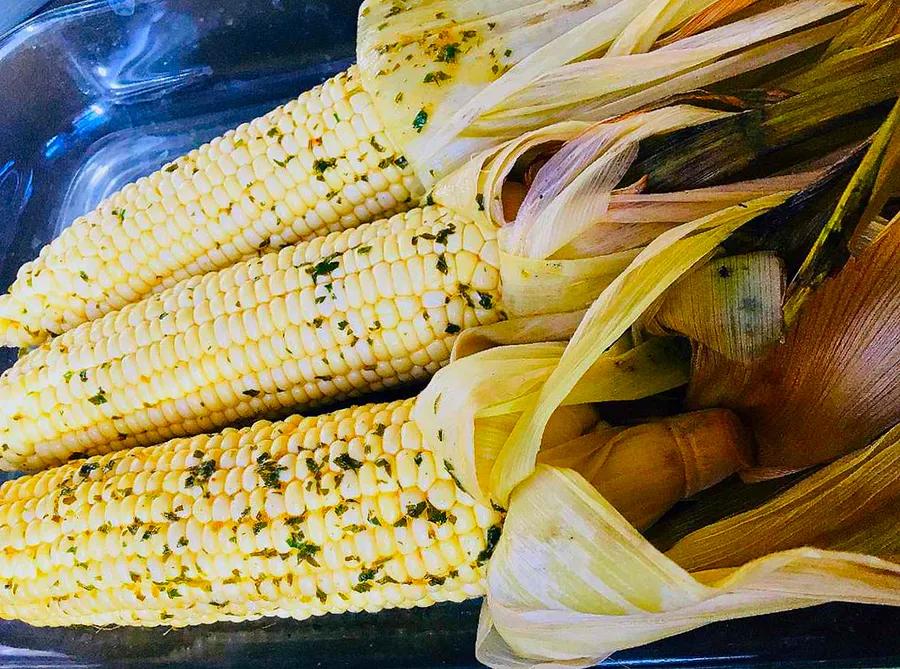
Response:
[[688, 220, 900, 471]]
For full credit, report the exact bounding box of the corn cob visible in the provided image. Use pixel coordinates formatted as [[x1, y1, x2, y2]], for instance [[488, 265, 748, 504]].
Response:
[[0, 66, 423, 348], [0, 206, 502, 472], [0, 401, 748, 628], [0, 399, 502, 627]]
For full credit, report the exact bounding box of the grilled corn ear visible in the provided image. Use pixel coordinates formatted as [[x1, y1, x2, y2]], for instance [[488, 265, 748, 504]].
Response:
[[0, 206, 501, 472]]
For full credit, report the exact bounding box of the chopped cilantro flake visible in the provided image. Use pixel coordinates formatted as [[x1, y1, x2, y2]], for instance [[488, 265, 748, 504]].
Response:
[[413, 109, 429, 133]]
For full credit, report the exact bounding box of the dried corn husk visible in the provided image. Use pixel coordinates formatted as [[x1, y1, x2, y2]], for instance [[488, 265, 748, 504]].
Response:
[[689, 200, 900, 472], [538, 410, 753, 530], [656, 0, 763, 47], [556, 172, 822, 259], [823, 0, 900, 57], [490, 193, 789, 505], [409, 114, 899, 667], [784, 98, 900, 323], [413, 337, 689, 505], [504, 107, 730, 259], [647, 252, 785, 362], [668, 424, 900, 569], [633, 37, 900, 191], [358, 0, 856, 184], [470, 2, 854, 136], [450, 311, 586, 362], [477, 438, 900, 668]]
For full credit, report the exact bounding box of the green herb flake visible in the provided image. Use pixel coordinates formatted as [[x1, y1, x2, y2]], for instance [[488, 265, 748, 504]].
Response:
[[375, 458, 392, 476], [477, 525, 503, 565], [87, 390, 108, 406], [256, 451, 287, 489], [443, 459, 467, 492], [423, 71, 451, 85], [287, 533, 321, 566], [334, 453, 363, 471], [307, 253, 340, 281], [426, 502, 448, 524], [412, 109, 429, 133], [185, 459, 217, 489], [436, 253, 449, 274], [78, 462, 98, 478], [436, 43, 460, 64], [445, 323, 461, 334], [313, 158, 337, 174], [141, 526, 159, 541], [405, 501, 426, 519]]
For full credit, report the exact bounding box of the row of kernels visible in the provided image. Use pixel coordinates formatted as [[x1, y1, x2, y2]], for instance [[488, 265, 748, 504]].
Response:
[[4, 65, 414, 347], [5, 207, 477, 400]]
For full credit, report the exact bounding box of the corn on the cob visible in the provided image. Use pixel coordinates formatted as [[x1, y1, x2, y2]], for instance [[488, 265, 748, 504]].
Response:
[[0, 206, 502, 472], [0, 66, 423, 348], [0, 399, 502, 627]]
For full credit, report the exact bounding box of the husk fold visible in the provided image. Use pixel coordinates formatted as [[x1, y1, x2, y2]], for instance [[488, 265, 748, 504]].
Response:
[[490, 192, 789, 506], [358, 0, 858, 186], [688, 213, 900, 472], [478, 455, 900, 668]]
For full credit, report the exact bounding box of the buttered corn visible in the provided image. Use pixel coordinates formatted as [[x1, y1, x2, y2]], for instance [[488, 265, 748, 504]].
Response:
[[0, 399, 502, 627], [0, 67, 423, 348], [0, 206, 502, 472]]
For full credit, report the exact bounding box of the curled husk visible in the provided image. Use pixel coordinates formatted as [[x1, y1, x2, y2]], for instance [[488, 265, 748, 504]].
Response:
[[688, 217, 900, 472], [646, 252, 785, 362], [538, 409, 753, 529], [478, 425, 900, 668]]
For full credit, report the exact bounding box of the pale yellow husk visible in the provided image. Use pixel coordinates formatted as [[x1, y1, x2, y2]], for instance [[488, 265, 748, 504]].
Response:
[[490, 192, 791, 505], [477, 437, 900, 668], [646, 252, 785, 362], [358, 0, 856, 185]]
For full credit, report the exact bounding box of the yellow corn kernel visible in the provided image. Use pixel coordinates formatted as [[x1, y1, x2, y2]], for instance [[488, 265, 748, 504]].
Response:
[[0, 399, 501, 627], [0, 206, 502, 472], [0, 66, 425, 348]]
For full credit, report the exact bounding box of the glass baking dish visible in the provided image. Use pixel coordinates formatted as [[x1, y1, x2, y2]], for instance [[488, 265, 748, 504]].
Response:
[[0, 1, 898, 666]]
